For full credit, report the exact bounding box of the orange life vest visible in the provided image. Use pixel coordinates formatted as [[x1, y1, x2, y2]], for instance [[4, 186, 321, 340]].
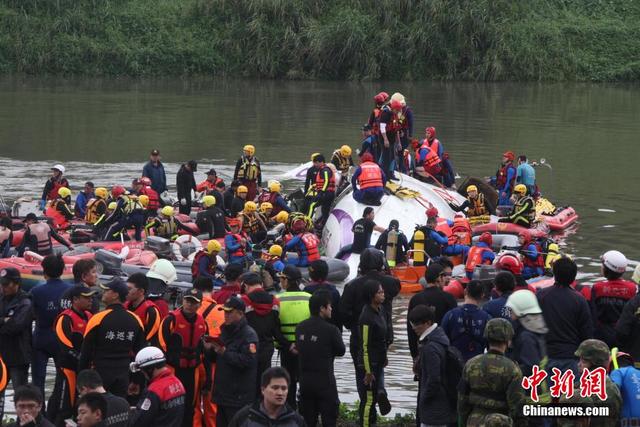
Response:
[[140, 186, 160, 210], [301, 232, 321, 262], [465, 246, 494, 273], [435, 218, 455, 245], [45, 200, 71, 230], [314, 166, 336, 192], [226, 233, 246, 257], [124, 299, 160, 342], [496, 163, 516, 191], [451, 216, 472, 245], [372, 107, 382, 135], [197, 297, 225, 338], [415, 140, 442, 175], [358, 162, 384, 189], [170, 309, 207, 369]]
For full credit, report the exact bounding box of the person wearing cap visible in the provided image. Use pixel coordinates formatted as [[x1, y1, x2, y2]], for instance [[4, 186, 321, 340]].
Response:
[[351, 153, 386, 206], [142, 149, 168, 197], [233, 145, 262, 201], [609, 349, 640, 423], [449, 184, 492, 219], [196, 168, 224, 195], [203, 296, 259, 427], [276, 265, 310, 408], [41, 164, 70, 209], [159, 289, 210, 427], [516, 155, 536, 196], [79, 278, 145, 398], [213, 264, 244, 305], [331, 144, 354, 176], [493, 151, 518, 207], [17, 213, 72, 256], [47, 285, 96, 424], [304, 259, 342, 330], [129, 346, 186, 427], [45, 186, 75, 230], [360, 123, 378, 161], [124, 273, 161, 345], [374, 219, 410, 266], [196, 194, 227, 239], [0, 268, 33, 393], [458, 318, 525, 426], [72, 181, 95, 219], [176, 160, 198, 215]]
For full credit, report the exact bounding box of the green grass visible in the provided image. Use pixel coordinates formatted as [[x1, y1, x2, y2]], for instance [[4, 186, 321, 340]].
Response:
[[0, 0, 638, 80]]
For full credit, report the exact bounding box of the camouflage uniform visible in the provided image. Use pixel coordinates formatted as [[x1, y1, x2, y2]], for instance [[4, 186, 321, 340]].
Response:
[[558, 339, 622, 427], [458, 318, 526, 427], [483, 413, 514, 427]]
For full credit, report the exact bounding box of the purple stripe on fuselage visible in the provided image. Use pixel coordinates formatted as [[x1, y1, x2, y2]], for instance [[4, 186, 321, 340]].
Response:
[[331, 208, 354, 250]]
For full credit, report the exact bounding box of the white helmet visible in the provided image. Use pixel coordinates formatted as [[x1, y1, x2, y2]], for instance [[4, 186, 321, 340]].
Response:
[[601, 250, 628, 274], [505, 290, 542, 317], [130, 346, 165, 372], [52, 164, 65, 174], [146, 259, 177, 284]]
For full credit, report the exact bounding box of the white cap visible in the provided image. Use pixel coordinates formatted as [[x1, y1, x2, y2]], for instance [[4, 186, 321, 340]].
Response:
[[52, 164, 65, 174], [601, 250, 628, 274]]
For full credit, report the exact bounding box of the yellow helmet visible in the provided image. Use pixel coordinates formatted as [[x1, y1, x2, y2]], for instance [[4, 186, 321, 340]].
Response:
[[236, 185, 248, 195], [243, 145, 255, 156], [268, 181, 281, 193], [138, 195, 150, 207], [108, 202, 117, 210], [275, 211, 289, 224], [207, 240, 222, 254], [466, 185, 478, 193], [244, 201, 257, 213], [202, 195, 216, 208], [514, 184, 527, 195], [260, 202, 273, 213], [310, 152, 320, 162], [58, 187, 71, 198], [94, 187, 108, 199], [161, 206, 175, 217], [268, 245, 283, 257], [340, 145, 352, 157]]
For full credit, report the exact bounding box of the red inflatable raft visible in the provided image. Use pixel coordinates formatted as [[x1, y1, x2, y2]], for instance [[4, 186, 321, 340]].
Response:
[[539, 207, 579, 231], [471, 222, 549, 240]]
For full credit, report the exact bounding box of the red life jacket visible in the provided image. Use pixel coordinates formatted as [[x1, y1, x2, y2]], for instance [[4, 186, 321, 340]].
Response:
[[435, 218, 454, 245], [140, 186, 160, 210], [358, 162, 384, 189], [58, 308, 92, 336], [382, 106, 403, 132], [451, 216, 472, 245], [522, 243, 545, 269], [590, 279, 637, 303], [46, 178, 69, 201], [28, 223, 53, 253], [496, 163, 516, 191], [226, 233, 246, 257], [259, 191, 283, 215], [125, 299, 160, 342], [45, 200, 70, 230], [465, 246, 494, 273], [300, 233, 321, 262], [371, 107, 382, 135], [415, 140, 442, 175], [147, 368, 186, 407], [314, 166, 336, 192], [170, 309, 207, 368], [191, 250, 216, 278]]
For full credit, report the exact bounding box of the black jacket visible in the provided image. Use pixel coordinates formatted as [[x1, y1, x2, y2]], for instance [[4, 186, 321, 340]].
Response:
[[212, 317, 259, 407], [242, 290, 289, 354], [196, 206, 227, 239], [229, 402, 306, 427], [374, 230, 410, 263], [537, 284, 593, 358], [357, 304, 388, 371], [6, 414, 54, 427], [418, 326, 455, 425], [0, 290, 33, 366], [176, 165, 196, 200], [616, 294, 640, 361], [407, 286, 457, 358], [230, 196, 246, 218], [295, 315, 345, 390]]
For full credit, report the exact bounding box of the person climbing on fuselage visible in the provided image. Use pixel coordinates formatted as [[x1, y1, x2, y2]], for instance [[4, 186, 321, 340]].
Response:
[[40, 164, 69, 210], [45, 187, 74, 230], [233, 145, 262, 201], [335, 207, 385, 259], [518, 232, 544, 280], [493, 151, 517, 207], [351, 153, 386, 206], [331, 145, 354, 175], [465, 232, 496, 280], [498, 184, 535, 228]]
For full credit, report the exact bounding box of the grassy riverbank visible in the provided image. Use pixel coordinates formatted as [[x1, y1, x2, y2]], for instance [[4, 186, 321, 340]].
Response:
[[0, 0, 639, 80]]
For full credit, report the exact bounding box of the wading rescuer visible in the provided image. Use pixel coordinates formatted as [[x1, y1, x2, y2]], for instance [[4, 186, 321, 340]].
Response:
[[351, 152, 386, 206], [40, 164, 69, 210], [499, 184, 535, 228], [84, 187, 108, 225], [45, 187, 74, 230], [196, 195, 227, 239], [449, 185, 492, 219], [234, 145, 262, 201], [48, 285, 96, 425], [191, 240, 223, 287], [257, 181, 291, 216], [305, 154, 335, 229], [124, 273, 161, 345], [19, 213, 73, 256], [493, 151, 517, 207], [379, 98, 403, 179]]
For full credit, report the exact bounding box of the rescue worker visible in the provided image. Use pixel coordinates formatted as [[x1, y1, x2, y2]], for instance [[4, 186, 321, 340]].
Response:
[[45, 187, 74, 230], [516, 155, 536, 196], [142, 149, 168, 198], [145, 206, 195, 240], [259, 202, 274, 227], [238, 201, 267, 243], [233, 145, 262, 201], [498, 184, 535, 228], [203, 296, 258, 427], [225, 218, 251, 266], [379, 98, 403, 179], [78, 278, 145, 398], [177, 160, 198, 215], [367, 91, 388, 147], [458, 318, 526, 426], [223, 180, 241, 216], [196, 168, 224, 194], [18, 213, 73, 256], [304, 259, 342, 330], [84, 187, 108, 226], [98, 186, 145, 241], [449, 184, 492, 218], [124, 273, 161, 345], [283, 221, 321, 267], [374, 219, 410, 267], [0, 217, 13, 258], [331, 144, 354, 175], [257, 181, 291, 216], [230, 185, 249, 218], [258, 244, 285, 289], [465, 232, 495, 280], [303, 153, 320, 196], [276, 265, 310, 408], [40, 164, 69, 209], [306, 154, 335, 229], [518, 232, 544, 279], [351, 152, 386, 205], [409, 208, 468, 264], [610, 349, 640, 424], [359, 124, 377, 161], [146, 259, 178, 320], [191, 240, 223, 287], [335, 207, 385, 259], [393, 93, 413, 153], [129, 346, 186, 427], [211, 265, 242, 307], [74, 181, 95, 219], [160, 289, 210, 427], [588, 250, 636, 348], [48, 285, 96, 425], [495, 253, 536, 293], [30, 254, 73, 398], [494, 151, 517, 207], [414, 127, 443, 183], [134, 177, 161, 214], [196, 195, 227, 239], [295, 290, 345, 427]]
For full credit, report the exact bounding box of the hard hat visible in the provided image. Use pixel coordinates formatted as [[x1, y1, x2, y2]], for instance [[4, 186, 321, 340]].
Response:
[[161, 206, 174, 217], [58, 187, 71, 198], [108, 202, 117, 210], [140, 177, 152, 186], [390, 92, 406, 106], [502, 151, 515, 161], [269, 245, 283, 257], [479, 232, 493, 246], [390, 99, 403, 110], [632, 264, 640, 285], [138, 195, 149, 207], [111, 186, 127, 199], [425, 126, 436, 137], [146, 259, 178, 284], [243, 145, 255, 156], [275, 211, 289, 224], [496, 253, 523, 275], [505, 290, 542, 317], [207, 240, 222, 254], [466, 185, 478, 193], [130, 346, 165, 372], [601, 250, 628, 274], [483, 318, 514, 342], [340, 145, 352, 157], [575, 339, 610, 367], [244, 201, 257, 213], [237, 185, 248, 194], [310, 152, 321, 162], [373, 92, 389, 104], [513, 184, 527, 195], [259, 202, 273, 213], [52, 164, 65, 174], [94, 187, 108, 199], [268, 181, 281, 193], [202, 195, 216, 208]]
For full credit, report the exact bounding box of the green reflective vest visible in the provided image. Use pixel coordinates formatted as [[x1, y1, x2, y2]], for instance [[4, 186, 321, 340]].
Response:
[[278, 291, 311, 343]]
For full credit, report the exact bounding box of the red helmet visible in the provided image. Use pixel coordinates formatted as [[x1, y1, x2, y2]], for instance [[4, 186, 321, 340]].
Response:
[[496, 253, 523, 275], [361, 152, 374, 163], [227, 218, 240, 227], [390, 99, 403, 111], [425, 207, 439, 218], [140, 177, 152, 186], [373, 92, 389, 104], [518, 231, 530, 244], [111, 186, 126, 198], [503, 151, 515, 161], [479, 232, 493, 246], [291, 219, 306, 234], [425, 127, 436, 138]]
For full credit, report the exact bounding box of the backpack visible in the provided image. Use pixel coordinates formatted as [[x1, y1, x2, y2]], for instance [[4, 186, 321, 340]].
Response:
[[442, 344, 464, 406]]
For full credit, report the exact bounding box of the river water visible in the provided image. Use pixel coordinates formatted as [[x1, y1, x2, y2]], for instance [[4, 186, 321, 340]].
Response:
[[0, 77, 639, 416]]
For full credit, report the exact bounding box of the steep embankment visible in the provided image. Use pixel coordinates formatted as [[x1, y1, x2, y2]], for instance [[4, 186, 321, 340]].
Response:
[[0, 0, 638, 80]]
